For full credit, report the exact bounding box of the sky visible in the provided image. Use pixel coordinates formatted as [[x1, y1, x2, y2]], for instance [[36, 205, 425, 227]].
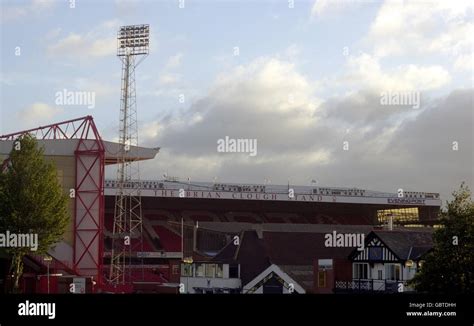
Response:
[[0, 0, 473, 203]]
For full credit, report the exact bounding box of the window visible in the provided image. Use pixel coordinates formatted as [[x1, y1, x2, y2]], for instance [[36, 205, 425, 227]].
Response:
[[377, 208, 419, 224], [181, 263, 193, 277], [263, 277, 283, 294], [195, 263, 205, 277], [318, 259, 333, 270], [172, 264, 179, 275], [353, 263, 369, 279], [369, 247, 383, 260], [205, 264, 216, 278], [385, 264, 401, 280], [229, 264, 239, 278], [377, 270, 383, 280], [318, 271, 326, 287], [215, 264, 223, 278]]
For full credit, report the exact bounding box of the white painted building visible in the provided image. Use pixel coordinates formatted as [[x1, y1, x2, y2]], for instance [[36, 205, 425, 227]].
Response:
[[342, 230, 433, 293], [180, 262, 241, 294]]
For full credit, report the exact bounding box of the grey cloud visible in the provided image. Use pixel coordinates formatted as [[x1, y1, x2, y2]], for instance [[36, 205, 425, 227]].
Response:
[[134, 59, 472, 203]]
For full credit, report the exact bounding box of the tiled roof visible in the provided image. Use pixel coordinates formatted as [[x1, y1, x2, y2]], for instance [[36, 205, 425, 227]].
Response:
[[373, 230, 433, 260], [210, 228, 362, 288], [236, 231, 271, 286], [211, 234, 240, 263], [279, 265, 314, 292], [263, 232, 355, 265], [210, 230, 271, 285]]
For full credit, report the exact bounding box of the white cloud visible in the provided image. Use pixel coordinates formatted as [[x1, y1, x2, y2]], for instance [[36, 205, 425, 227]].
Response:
[[341, 53, 451, 91], [165, 53, 183, 69], [47, 33, 116, 59], [367, 0, 474, 61], [72, 77, 115, 96], [453, 54, 473, 72], [159, 73, 181, 85], [140, 57, 323, 157], [310, 0, 354, 18], [1, 0, 56, 24], [46, 20, 121, 60], [17, 103, 63, 127]]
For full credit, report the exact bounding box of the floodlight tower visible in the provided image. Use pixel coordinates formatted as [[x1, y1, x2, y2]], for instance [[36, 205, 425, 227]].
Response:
[[109, 24, 149, 285]]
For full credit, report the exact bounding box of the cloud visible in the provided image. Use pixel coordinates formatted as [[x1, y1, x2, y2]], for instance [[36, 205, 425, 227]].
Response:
[[310, 0, 357, 19], [155, 52, 183, 85], [1, 0, 56, 24], [367, 0, 473, 61], [47, 33, 116, 59], [165, 53, 183, 69], [17, 103, 63, 127], [132, 56, 472, 202], [341, 53, 451, 91], [72, 77, 115, 96], [159, 73, 181, 85], [140, 58, 322, 156], [453, 54, 473, 72], [46, 20, 121, 60]]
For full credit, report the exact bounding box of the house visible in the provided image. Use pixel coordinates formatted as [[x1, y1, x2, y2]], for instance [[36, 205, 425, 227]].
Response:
[[196, 225, 371, 294], [336, 230, 433, 293], [179, 260, 241, 294]]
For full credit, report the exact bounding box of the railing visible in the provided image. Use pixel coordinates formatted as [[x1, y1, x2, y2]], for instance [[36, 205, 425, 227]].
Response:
[[334, 279, 409, 293]]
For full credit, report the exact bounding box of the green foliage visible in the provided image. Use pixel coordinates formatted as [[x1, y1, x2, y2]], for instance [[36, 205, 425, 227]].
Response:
[[410, 183, 474, 294], [0, 134, 70, 292]]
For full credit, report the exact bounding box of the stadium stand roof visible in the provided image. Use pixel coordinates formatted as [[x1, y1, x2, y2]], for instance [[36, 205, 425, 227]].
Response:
[[0, 139, 159, 165]]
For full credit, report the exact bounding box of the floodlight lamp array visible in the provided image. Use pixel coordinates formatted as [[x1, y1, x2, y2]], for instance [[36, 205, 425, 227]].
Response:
[[117, 24, 149, 56]]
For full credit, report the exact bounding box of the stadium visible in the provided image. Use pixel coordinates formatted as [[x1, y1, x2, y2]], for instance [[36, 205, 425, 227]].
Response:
[[1, 1, 473, 322], [0, 116, 442, 294], [2, 17, 464, 296]]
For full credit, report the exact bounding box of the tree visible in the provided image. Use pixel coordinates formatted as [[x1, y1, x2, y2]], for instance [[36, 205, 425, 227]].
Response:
[[0, 135, 69, 293], [410, 183, 474, 293]]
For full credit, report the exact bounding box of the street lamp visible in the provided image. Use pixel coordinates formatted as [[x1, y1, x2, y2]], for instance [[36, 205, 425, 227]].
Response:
[[43, 255, 52, 294]]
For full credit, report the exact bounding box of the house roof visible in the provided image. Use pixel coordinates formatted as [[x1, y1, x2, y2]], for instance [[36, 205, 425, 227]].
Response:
[[211, 228, 364, 288], [263, 231, 356, 265], [207, 226, 434, 291], [211, 234, 240, 263], [243, 264, 307, 294], [279, 265, 314, 292], [236, 231, 271, 286], [211, 230, 270, 285], [372, 230, 433, 260]]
